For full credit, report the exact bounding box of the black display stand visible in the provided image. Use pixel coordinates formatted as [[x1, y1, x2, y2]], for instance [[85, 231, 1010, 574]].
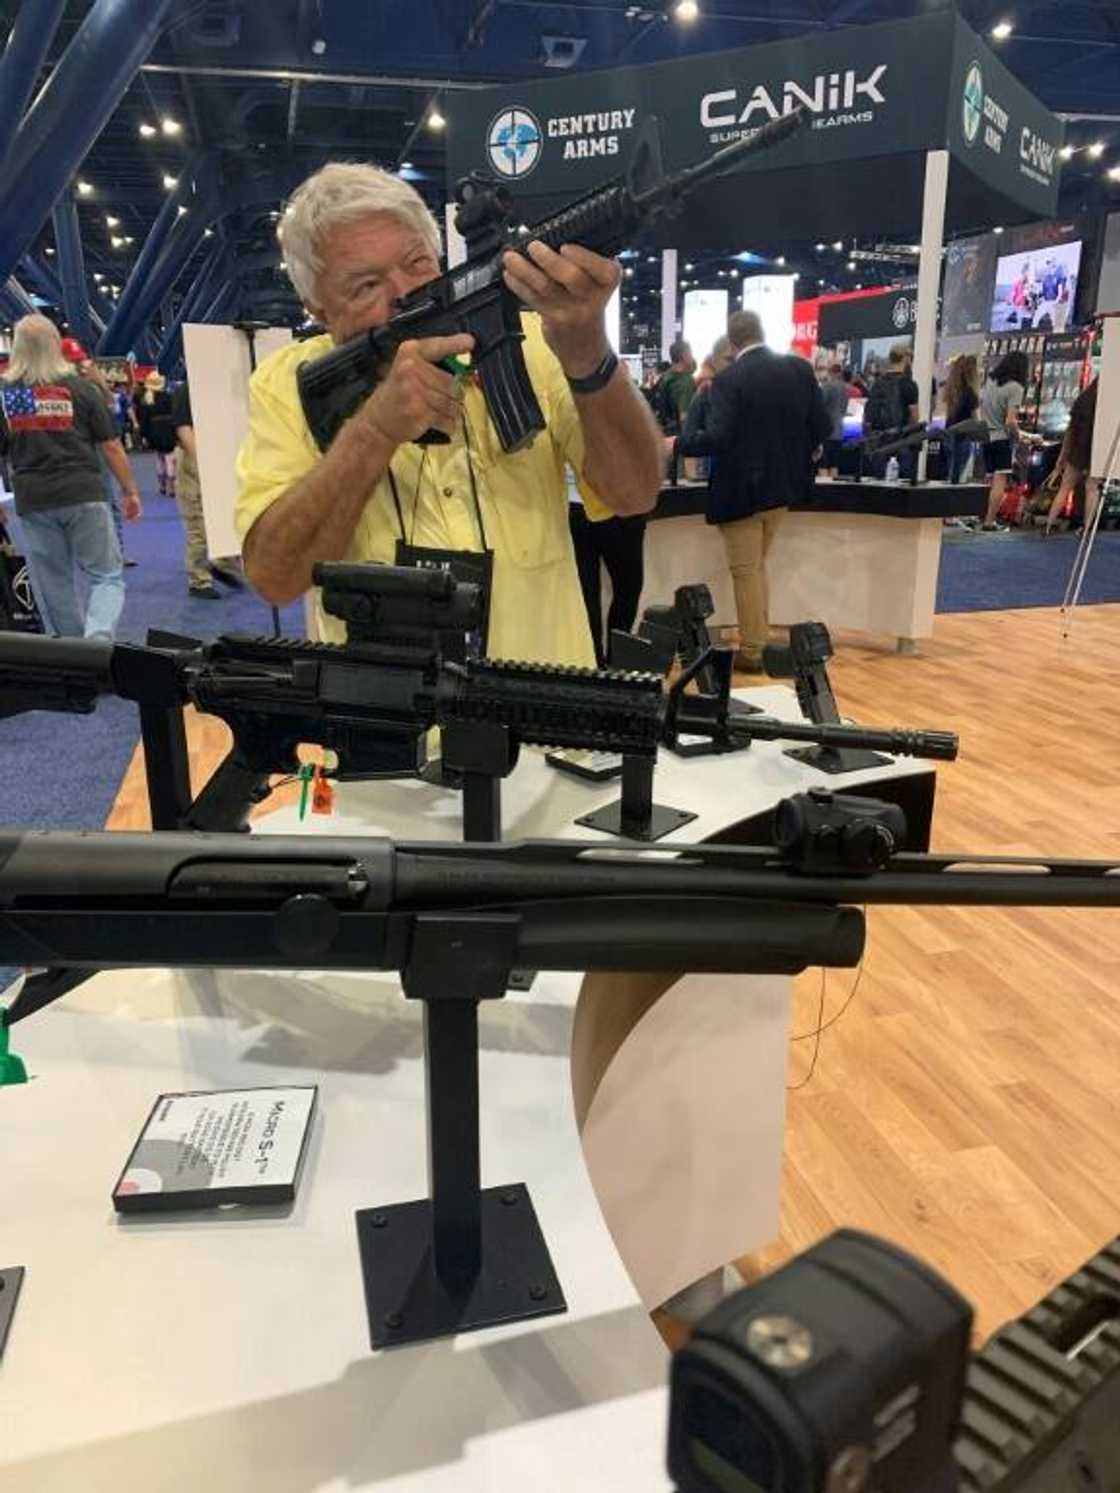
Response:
[[784, 743, 892, 776], [139, 702, 193, 829], [356, 721, 565, 1348], [575, 751, 696, 842]]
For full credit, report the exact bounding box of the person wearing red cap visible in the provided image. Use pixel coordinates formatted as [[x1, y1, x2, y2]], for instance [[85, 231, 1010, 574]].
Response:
[[0, 315, 141, 638]]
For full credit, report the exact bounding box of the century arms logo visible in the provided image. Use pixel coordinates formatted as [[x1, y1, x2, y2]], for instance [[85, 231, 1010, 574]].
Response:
[[962, 62, 983, 145], [487, 107, 543, 179]]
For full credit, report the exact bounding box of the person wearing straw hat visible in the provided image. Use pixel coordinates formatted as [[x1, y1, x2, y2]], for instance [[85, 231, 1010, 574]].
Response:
[[140, 370, 178, 497]]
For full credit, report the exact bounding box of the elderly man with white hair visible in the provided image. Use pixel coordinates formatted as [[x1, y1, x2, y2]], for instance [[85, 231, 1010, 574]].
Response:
[[235, 162, 662, 665], [0, 315, 141, 639]]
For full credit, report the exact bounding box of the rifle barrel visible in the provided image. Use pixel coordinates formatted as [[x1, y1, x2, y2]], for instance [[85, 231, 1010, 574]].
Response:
[[658, 109, 807, 201], [685, 710, 960, 762]]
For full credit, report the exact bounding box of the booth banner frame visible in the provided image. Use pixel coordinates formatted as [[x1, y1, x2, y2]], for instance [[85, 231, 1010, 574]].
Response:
[[445, 12, 1063, 226]]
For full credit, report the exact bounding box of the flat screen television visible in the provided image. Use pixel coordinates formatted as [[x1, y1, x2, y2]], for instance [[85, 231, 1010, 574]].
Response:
[[990, 241, 1082, 335]]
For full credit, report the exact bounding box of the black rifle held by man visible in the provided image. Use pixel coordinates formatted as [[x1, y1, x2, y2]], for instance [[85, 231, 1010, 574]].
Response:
[[297, 110, 806, 455]]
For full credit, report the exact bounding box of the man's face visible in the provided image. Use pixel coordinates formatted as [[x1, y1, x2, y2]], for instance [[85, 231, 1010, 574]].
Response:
[[309, 212, 441, 343]]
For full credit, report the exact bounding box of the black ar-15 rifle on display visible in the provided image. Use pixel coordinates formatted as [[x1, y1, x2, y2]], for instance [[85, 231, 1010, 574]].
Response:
[[0, 562, 959, 839], [296, 110, 806, 454], [2, 791, 1119, 1353]]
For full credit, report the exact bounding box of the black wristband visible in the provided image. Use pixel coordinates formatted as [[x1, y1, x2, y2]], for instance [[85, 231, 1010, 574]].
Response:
[[566, 350, 619, 396]]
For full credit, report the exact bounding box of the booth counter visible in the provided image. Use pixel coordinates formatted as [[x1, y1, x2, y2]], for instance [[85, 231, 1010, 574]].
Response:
[[643, 478, 988, 652]]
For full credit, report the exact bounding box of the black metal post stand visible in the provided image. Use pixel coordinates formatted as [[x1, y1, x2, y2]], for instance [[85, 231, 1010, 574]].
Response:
[[576, 750, 696, 843], [355, 721, 564, 1348], [139, 703, 193, 829]]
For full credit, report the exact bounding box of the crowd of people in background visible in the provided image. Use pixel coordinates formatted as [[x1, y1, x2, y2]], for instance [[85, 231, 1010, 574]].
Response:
[[1, 283, 1104, 669], [0, 314, 242, 637]]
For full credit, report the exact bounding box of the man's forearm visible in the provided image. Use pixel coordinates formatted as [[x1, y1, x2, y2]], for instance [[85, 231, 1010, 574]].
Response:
[[243, 415, 396, 606], [576, 370, 662, 515]]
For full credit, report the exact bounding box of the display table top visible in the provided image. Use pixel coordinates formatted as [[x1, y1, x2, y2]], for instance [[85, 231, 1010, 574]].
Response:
[[1, 963, 675, 1492], [261, 685, 935, 851], [655, 479, 988, 522], [0, 689, 940, 1491]]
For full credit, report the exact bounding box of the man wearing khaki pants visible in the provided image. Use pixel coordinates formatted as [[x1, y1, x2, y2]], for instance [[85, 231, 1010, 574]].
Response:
[[676, 309, 830, 670]]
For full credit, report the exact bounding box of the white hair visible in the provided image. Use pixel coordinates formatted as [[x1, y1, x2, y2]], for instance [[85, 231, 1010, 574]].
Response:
[[278, 162, 442, 308], [4, 314, 71, 385]]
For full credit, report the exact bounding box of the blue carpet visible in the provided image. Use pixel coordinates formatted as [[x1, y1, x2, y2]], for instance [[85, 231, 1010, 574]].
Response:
[[1, 456, 305, 993], [936, 529, 1120, 613], [1, 455, 304, 834]]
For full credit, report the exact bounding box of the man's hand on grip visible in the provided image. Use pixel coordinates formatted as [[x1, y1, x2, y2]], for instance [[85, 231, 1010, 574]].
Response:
[[360, 333, 475, 446]]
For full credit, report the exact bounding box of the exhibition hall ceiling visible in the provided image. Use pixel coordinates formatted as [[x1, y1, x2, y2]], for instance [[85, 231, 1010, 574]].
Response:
[[2, 0, 1118, 326]]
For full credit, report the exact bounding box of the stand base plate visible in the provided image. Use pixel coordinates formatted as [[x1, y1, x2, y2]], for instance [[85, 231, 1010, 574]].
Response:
[[357, 1183, 566, 1349], [575, 801, 697, 842], [784, 746, 893, 775]]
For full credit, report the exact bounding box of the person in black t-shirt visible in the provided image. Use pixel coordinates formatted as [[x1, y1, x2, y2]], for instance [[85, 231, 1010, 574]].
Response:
[[140, 370, 178, 496], [863, 343, 920, 478], [0, 315, 141, 638]]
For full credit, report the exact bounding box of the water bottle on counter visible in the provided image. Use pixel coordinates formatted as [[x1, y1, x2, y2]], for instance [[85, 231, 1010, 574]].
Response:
[[885, 455, 900, 483]]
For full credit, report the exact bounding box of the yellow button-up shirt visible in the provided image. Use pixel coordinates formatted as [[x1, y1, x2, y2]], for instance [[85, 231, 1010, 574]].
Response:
[[235, 314, 606, 666]]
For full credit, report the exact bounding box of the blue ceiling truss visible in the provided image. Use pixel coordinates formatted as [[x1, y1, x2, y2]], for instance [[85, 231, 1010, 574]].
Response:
[[0, 0, 1116, 363]]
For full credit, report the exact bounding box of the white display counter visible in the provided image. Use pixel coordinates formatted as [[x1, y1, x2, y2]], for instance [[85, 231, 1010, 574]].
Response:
[[643, 480, 987, 652], [0, 687, 938, 1490]]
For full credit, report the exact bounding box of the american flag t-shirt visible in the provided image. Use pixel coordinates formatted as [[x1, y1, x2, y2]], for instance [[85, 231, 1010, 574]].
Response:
[[1, 383, 75, 432]]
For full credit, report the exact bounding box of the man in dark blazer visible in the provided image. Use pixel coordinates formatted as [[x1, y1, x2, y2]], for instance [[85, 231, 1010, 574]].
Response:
[[676, 309, 830, 671]]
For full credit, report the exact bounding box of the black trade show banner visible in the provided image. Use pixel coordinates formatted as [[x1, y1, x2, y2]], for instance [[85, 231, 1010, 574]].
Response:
[[946, 24, 1064, 222], [818, 284, 918, 345], [444, 12, 1064, 245]]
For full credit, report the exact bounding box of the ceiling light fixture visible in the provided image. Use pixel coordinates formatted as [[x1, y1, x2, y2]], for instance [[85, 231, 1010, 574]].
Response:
[[161, 117, 181, 136], [177, 205, 188, 216], [44, 246, 55, 255], [105, 215, 119, 227], [832, 240, 844, 251], [775, 255, 786, 266], [991, 20, 1013, 40], [1108, 165, 1120, 182], [400, 160, 414, 170], [1088, 141, 1106, 159], [674, 0, 700, 22], [427, 107, 446, 131], [139, 123, 157, 138], [163, 174, 178, 190], [77, 180, 93, 195], [993, 226, 1004, 234], [1059, 145, 1074, 160]]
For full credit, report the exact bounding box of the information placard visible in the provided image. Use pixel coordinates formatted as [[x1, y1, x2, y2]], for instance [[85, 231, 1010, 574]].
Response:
[[113, 1086, 317, 1213]]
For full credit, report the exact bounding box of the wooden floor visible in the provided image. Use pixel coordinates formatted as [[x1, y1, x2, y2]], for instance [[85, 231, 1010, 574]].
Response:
[[106, 604, 1120, 1342]]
